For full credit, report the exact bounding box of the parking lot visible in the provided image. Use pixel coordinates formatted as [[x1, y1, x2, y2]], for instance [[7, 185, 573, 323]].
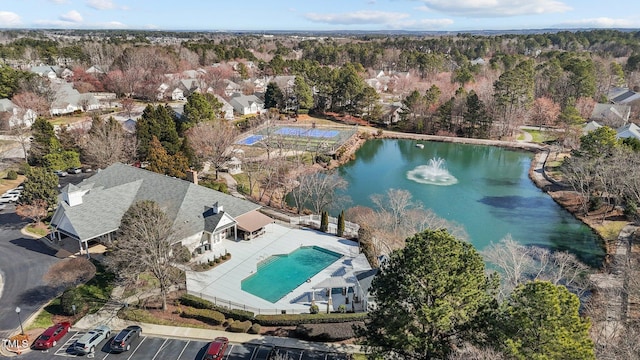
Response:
[[16, 331, 352, 360]]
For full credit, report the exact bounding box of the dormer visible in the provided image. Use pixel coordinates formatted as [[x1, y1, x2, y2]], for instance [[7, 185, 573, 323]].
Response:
[[212, 201, 223, 214], [60, 183, 89, 207]]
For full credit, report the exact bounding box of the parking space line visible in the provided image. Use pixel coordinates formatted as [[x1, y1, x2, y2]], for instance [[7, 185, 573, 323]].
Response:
[[125, 336, 147, 360], [150, 338, 169, 360], [249, 344, 258, 360], [176, 340, 190, 360]]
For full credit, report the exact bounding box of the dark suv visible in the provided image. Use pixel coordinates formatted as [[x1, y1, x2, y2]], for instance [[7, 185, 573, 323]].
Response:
[[109, 325, 141, 352]]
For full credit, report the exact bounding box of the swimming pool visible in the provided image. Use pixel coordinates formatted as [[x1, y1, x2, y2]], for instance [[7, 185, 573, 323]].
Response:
[[241, 246, 343, 303]]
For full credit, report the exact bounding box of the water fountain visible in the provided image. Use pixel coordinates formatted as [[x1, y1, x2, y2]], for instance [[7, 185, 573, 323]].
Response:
[[406, 157, 458, 186]]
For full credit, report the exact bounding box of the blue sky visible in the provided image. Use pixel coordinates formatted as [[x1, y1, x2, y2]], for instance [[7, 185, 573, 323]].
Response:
[[0, 0, 638, 32]]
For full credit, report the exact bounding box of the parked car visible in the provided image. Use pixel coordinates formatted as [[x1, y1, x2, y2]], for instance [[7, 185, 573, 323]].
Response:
[[33, 322, 71, 349], [53, 170, 68, 177], [67, 167, 82, 174], [0, 193, 19, 203], [202, 337, 229, 360], [73, 324, 111, 354], [109, 325, 141, 352]]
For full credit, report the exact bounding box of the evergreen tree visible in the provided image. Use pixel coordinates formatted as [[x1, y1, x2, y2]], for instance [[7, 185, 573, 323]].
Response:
[[29, 117, 58, 166], [320, 211, 329, 232], [183, 92, 214, 126], [264, 82, 284, 110], [357, 229, 497, 359], [499, 281, 595, 360], [337, 210, 345, 237], [293, 76, 314, 110], [136, 104, 181, 160], [463, 91, 492, 138], [20, 166, 59, 209]]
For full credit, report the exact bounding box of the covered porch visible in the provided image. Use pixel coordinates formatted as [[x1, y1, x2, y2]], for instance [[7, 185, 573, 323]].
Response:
[[235, 211, 274, 240], [48, 228, 112, 259]]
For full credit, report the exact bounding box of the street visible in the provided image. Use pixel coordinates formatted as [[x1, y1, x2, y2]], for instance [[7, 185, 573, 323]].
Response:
[[0, 203, 62, 338], [15, 331, 351, 360]]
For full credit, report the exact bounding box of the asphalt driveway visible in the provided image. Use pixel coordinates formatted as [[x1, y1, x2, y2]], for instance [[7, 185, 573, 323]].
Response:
[[0, 203, 62, 338]]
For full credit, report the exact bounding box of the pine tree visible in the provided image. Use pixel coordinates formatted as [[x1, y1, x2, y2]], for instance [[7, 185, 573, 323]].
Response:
[[320, 211, 329, 233], [337, 210, 345, 237]]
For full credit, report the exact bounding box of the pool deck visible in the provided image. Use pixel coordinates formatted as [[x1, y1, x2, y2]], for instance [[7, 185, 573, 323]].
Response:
[[186, 223, 371, 314]]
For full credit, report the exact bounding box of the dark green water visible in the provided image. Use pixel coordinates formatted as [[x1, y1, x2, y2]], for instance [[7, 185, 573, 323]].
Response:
[[337, 139, 605, 266]]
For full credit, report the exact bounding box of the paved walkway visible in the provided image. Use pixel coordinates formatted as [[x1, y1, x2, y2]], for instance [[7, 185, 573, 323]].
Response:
[[72, 286, 363, 355]]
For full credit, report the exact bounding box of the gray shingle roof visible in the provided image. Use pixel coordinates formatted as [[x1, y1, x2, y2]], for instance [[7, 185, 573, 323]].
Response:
[[51, 163, 260, 241]]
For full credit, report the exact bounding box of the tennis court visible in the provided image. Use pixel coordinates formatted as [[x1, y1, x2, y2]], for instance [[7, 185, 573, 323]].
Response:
[[236, 134, 264, 145], [274, 127, 339, 138]]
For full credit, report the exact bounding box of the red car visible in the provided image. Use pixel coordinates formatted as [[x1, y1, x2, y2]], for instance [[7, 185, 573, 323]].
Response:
[[203, 337, 229, 360], [33, 322, 71, 349]]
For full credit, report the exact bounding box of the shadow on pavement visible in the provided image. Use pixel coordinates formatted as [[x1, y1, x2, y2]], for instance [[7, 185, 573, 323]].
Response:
[[10, 237, 58, 257]]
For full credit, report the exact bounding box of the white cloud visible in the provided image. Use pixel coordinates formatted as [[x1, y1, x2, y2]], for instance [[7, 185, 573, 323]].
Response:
[[556, 17, 636, 29], [86, 0, 116, 10], [418, 0, 572, 17], [305, 10, 410, 25], [0, 11, 21, 27], [60, 10, 83, 23], [49, 0, 69, 4]]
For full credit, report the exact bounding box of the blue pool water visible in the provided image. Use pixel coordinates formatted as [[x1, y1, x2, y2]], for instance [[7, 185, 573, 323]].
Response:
[[237, 135, 264, 145], [241, 246, 343, 303]]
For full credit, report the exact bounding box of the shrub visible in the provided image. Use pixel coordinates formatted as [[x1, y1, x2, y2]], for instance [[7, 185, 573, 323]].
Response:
[[338, 304, 347, 313], [6, 170, 18, 180], [228, 320, 252, 333], [255, 312, 367, 326], [17, 162, 30, 175], [174, 245, 192, 263], [309, 304, 319, 314], [60, 288, 83, 316], [295, 321, 363, 342], [248, 323, 261, 334], [180, 307, 225, 325], [315, 154, 332, 164], [179, 294, 255, 321]]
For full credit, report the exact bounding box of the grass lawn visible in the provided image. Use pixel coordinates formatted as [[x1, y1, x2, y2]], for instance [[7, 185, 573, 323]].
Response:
[[26, 298, 60, 330], [524, 129, 558, 144], [595, 221, 629, 242]]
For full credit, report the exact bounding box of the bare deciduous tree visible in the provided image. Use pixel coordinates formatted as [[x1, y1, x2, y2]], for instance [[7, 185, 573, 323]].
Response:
[[107, 200, 183, 311], [483, 236, 592, 299], [44, 257, 96, 289], [82, 116, 135, 169], [15, 199, 49, 225], [185, 120, 237, 179], [290, 171, 349, 214]]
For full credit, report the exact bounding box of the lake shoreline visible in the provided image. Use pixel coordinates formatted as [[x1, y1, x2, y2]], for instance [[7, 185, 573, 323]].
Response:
[[333, 129, 612, 263]]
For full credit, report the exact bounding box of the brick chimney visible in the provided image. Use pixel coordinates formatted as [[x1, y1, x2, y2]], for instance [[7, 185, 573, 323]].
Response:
[[186, 169, 198, 185]]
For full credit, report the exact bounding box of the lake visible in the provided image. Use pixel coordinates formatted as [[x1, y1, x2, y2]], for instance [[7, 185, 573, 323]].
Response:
[[336, 139, 604, 265]]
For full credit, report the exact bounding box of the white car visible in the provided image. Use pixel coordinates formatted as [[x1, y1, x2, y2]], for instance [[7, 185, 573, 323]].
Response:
[[0, 193, 19, 203], [73, 325, 111, 354]]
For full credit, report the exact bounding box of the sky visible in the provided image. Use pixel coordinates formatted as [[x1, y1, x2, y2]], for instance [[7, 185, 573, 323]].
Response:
[[0, 0, 639, 32]]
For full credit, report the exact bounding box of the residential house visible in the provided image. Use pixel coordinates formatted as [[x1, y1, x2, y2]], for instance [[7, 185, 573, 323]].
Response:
[[86, 65, 107, 75], [50, 83, 100, 115], [0, 98, 37, 128], [50, 163, 274, 257], [224, 80, 243, 97], [381, 102, 403, 126], [608, 87, 640, 105], [582, 120, 603, 134], [30, 65, 60, 80], [590, 103, 631, 128], [616, 123, 640, 141], [229, 93, 264, 116], [213, 94, 234, 120]]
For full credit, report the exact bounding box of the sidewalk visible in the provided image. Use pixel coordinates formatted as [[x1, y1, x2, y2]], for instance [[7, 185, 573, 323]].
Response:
[[72, 287, 362, 355]]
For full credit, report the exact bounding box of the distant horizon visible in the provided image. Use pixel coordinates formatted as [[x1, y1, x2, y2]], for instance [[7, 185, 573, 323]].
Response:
[[1, 1, 638, 33], [3, 27, 639, 35]]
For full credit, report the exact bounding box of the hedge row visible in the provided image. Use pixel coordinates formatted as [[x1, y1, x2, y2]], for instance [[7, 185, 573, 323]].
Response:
[[255, 312, 367, 326], [180, 307, 225, 325], [179, 294, 254, 321], [228, 320, 252, 333], [295, 321, 363, 342]]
